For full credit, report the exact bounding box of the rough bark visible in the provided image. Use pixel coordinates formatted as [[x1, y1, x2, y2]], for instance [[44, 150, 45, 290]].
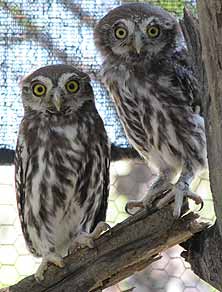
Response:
[[0, 205, 207, 292], [181, 221, 222, 291], [179, 4, 222, 291], [197, 0, 222, 237], [179, 7, 209, 114]]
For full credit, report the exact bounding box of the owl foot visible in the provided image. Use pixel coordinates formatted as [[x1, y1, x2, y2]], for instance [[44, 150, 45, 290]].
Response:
[[69, 222, 110, 253], [125, 181, 203, 218], [156, 181, 203, 218], [35, 253, 64, 282], [125, 182, 173, 215]]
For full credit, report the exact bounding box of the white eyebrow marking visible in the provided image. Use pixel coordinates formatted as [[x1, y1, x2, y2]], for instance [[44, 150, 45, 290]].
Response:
[[140, 17, 175, 32], [58, 72, 80, 89], [114, 19, 135, 34], [31, 76, 52, 84], [139, 17, 159, 32], [31, 76, 53, 91]]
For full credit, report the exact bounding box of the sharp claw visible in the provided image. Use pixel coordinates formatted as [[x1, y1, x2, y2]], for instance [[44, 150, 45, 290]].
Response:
[[187, 191, 204, 211], [125, 201, 145, 216], [125, 203, 133, 215], [198, 200, 204, 211], [103, 222, 111, 232], [103, 222, 112, 234], [125, 206, 135, 216], [56, 259, 65, 268], [91, 221, 111, 238], [103, 222, 111, 229]]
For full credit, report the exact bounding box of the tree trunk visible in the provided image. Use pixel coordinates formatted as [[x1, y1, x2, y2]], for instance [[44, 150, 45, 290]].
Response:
[[197, 0, 222, 237], [179, 3, 222, 291], [181, 222, 222, 291]]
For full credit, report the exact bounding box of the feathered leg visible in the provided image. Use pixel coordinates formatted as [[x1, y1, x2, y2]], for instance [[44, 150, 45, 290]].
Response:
[[126, 162, 203, 217], [125, 168, 175, 214]]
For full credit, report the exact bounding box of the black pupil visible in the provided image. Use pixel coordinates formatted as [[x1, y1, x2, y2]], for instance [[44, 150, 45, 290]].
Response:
[[38, 86, 43, 92], [150, 28, 157, 34], [69, 83, 75, 89], [119, 29, 124, 35]]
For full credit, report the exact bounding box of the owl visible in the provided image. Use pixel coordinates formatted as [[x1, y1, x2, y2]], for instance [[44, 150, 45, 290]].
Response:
[[94, 3, 207, 217], [15, 64, 110, 281]]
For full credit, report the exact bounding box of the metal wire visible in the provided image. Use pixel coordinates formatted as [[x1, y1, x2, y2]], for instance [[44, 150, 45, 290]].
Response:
[[0, 0, 196, 158]]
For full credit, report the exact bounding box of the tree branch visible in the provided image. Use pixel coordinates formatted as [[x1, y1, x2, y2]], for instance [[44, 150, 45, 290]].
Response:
[[0, 205, 207, 292]]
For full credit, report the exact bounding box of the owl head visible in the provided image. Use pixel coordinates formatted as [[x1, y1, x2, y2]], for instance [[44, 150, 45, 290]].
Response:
[[20, 64, 94, 114], [94, 3, 179, 64]]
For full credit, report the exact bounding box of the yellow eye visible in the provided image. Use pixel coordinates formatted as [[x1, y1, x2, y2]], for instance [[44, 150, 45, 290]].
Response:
[[65, 80, 79, 93], [115, 27, 128, 39], [32, 83, 46, 97], [147, 26, 160, 38]]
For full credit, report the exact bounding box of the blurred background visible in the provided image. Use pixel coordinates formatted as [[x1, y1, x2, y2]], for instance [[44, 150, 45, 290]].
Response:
[[0, 0, 217, 291]]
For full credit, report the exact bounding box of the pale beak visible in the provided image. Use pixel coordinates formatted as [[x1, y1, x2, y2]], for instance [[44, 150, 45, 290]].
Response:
[[133, 33, 144, 54], [52, 93, 62, 112]]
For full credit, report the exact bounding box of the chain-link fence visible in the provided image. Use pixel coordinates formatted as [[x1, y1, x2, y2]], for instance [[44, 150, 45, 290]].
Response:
[[0, 0, 217, 291]]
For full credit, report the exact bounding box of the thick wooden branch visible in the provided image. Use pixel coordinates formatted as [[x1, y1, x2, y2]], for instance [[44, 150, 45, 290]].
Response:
[[0, 205, 207, 292]]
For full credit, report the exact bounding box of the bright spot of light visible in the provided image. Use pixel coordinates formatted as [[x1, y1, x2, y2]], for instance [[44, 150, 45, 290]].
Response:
[[113, 161, 131, 176]]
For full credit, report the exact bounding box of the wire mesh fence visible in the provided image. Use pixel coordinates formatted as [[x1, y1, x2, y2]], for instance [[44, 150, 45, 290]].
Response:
[[0, 0, 217, 291]]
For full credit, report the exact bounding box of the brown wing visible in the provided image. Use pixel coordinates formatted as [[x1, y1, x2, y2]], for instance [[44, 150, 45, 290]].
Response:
[[14, 128, 35, 253], [88, 111, 111, 232], [91, 142, 110, 231], [172, 48, 201, 112], [15, 131, 26, 226]]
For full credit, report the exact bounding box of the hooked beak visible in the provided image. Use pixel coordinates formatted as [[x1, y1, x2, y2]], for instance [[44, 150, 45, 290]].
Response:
[[133, 33, 144, 54], [52, 93, 62, 112]]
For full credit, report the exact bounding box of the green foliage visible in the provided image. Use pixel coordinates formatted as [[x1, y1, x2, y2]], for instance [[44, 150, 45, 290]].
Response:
[[148, 0, 185, 13], [122, 0, 196, 16]]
